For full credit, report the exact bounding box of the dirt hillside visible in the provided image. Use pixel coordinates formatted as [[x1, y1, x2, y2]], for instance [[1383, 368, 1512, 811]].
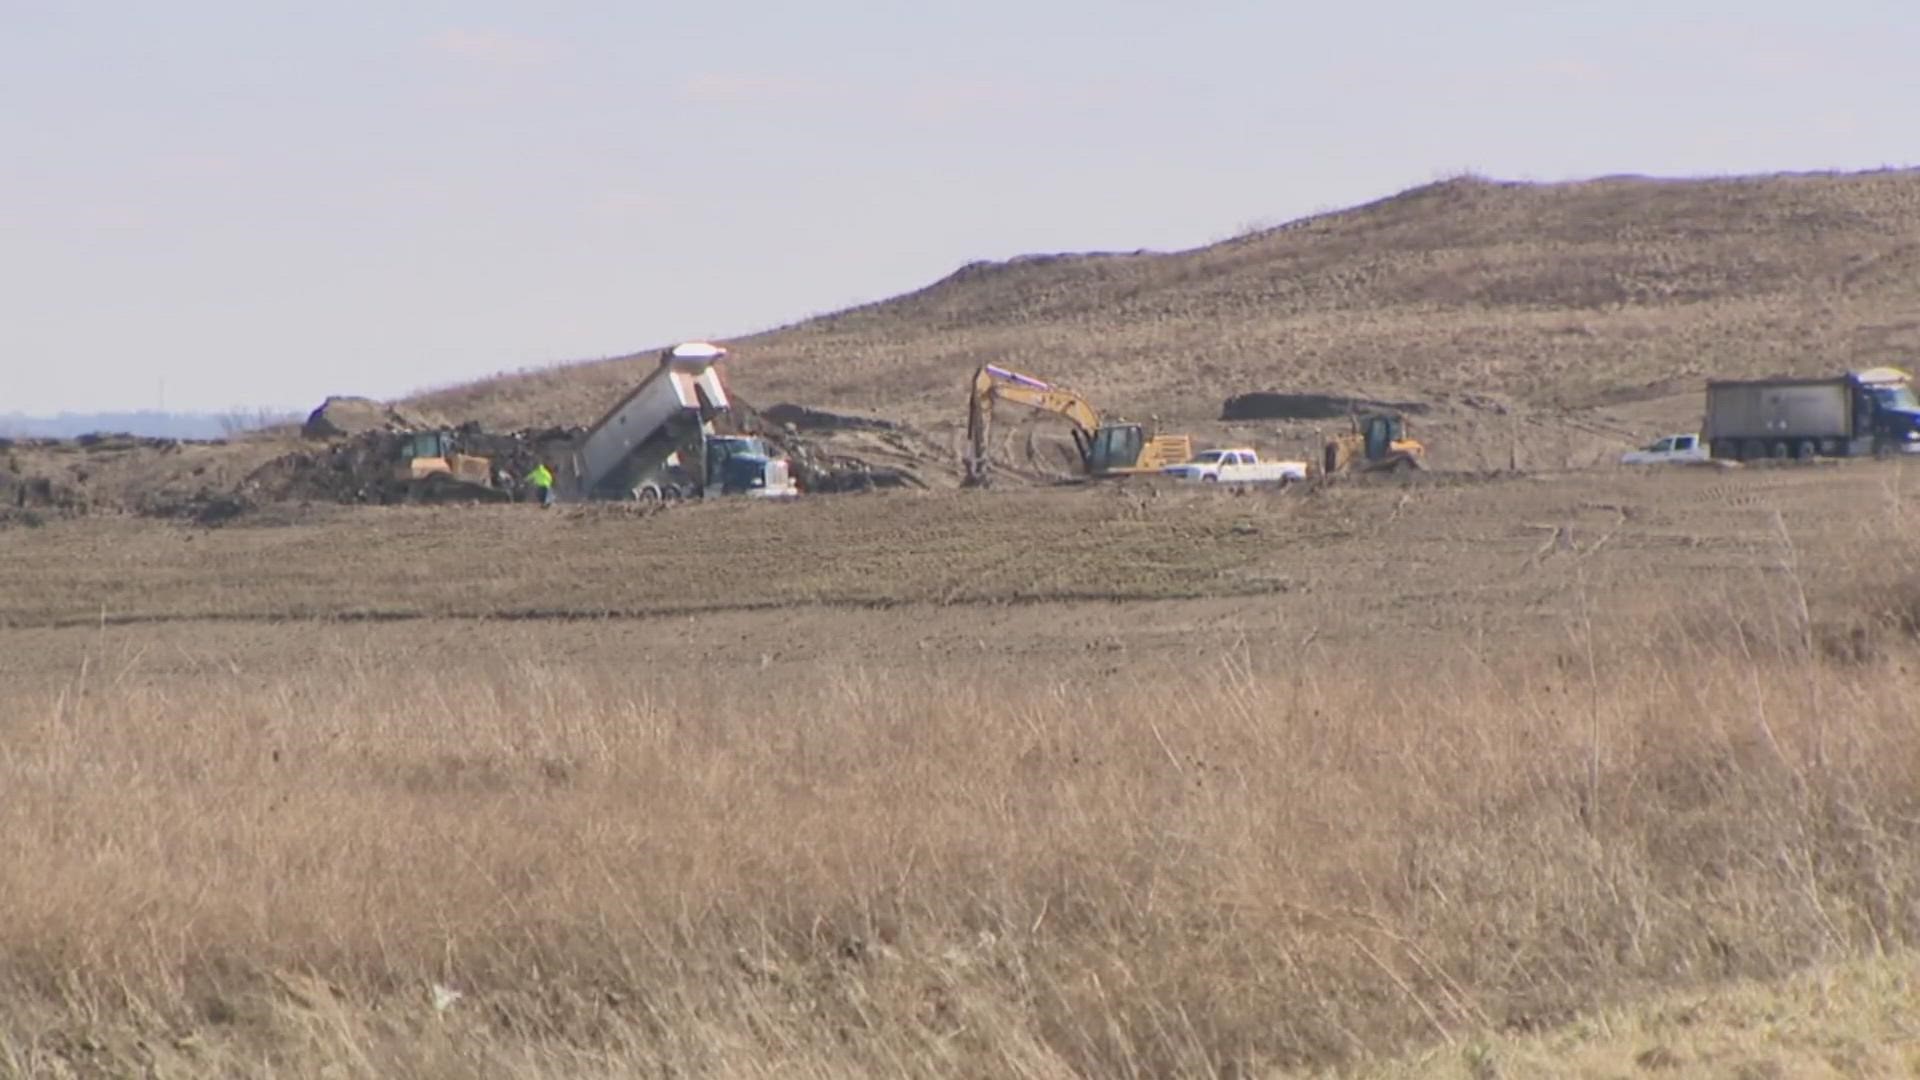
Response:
[[411, 169, 1920, 441], [18, 168, 1920, 513]]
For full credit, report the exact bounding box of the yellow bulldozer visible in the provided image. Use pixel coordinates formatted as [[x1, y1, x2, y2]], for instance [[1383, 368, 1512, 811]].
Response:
[[1321, 412, 1426, 475], [963, 364, 1192, 486]]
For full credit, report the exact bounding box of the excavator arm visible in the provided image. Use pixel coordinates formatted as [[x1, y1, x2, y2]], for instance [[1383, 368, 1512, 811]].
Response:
[[965, 365, 1105, 485]]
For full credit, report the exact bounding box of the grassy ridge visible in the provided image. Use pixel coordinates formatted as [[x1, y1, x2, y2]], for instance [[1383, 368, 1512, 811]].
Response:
[[408, 171, 1920, 431]]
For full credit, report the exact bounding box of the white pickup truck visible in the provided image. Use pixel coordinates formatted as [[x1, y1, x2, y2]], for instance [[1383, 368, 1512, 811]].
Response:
[[1620, 432, 1710, 466], [1162, 447, 1309, 485]]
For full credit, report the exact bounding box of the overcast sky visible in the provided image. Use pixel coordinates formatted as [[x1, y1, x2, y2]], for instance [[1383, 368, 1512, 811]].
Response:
[[3, 1, 1914, 414]]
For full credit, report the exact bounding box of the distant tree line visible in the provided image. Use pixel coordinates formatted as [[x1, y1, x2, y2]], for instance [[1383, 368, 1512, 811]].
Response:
[[0, 409, 300, 440]]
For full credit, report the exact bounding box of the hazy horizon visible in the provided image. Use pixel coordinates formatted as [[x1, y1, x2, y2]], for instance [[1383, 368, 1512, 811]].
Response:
[[6, 2, 1915, 414], [0, 408, 300, 440]]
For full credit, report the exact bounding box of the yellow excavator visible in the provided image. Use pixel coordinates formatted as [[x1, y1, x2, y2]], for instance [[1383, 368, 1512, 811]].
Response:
[[963, 364, 1192, 487], [1321, 412, 1426, 475]]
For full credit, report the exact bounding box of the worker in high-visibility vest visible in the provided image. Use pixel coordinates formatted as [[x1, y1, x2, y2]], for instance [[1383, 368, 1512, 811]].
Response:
[[524, 462, 554, 507]]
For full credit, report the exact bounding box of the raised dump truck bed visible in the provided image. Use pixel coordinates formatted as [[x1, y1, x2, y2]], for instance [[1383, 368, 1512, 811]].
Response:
[[570, 343, 734, 500], [566, 342, 798, 501]]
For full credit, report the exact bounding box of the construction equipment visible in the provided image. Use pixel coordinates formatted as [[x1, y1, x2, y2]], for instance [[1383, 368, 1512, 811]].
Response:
[[387, 430, 505, 501], [392, 430, 492, 485], [963, 364, 1192, 486], [570, 342, 799, 501], [1321, 412, 1426, 475], [1704, 367, 1920, 461]]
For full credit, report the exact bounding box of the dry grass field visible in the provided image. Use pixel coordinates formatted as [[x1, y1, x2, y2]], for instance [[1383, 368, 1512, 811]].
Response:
[[7, 460, 1920, 1077], [10, 168, 1920, 1075]]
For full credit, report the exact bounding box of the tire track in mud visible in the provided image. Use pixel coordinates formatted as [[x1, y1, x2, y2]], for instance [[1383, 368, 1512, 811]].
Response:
[[1, 579, 1302, 632]]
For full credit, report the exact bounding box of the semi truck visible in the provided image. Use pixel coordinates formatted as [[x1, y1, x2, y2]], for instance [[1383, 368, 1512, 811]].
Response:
[[567, 342, 798, 501], [1704, 367, 1920, 461]]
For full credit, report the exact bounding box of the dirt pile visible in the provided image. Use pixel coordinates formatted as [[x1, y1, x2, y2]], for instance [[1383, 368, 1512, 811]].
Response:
[[758, 403, 899, 433], [716, 395, 934, 491], [400, 167, 1920, 458], [1221, 391, 1431, 422], [246, 425, 582, 505], [302, 396, 448, 440]]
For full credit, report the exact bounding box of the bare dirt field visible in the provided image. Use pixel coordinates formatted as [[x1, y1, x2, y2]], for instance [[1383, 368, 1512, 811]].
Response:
[[6, 459, 1920, 1076]]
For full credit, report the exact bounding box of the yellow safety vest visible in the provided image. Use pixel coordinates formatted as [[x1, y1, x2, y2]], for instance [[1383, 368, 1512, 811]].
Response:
[[525, 465, 553, 488]]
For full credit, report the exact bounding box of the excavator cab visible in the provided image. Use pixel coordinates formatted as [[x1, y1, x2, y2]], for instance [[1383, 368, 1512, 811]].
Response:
[[1082, 423, 1195, 476], [1085, 424, 1146, 473], [1363, 415, 1400, 461]]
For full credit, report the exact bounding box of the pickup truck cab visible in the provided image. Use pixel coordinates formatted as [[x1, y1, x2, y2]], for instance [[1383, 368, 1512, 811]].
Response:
[[1621, 433, 1709, 466], [1162, 448, 1309, 485]]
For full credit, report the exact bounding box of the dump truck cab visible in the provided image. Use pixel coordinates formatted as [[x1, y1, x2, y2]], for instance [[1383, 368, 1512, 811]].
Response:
[[705, 435, 798, 498], [1857, 368, 1920, 445]]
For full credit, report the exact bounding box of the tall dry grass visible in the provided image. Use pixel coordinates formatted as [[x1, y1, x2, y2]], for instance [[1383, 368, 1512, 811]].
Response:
[[4, 601, 1919, 1077]]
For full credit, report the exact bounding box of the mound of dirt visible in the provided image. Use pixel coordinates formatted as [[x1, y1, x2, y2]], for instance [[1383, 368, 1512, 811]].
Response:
[[303, 396, 448, 440], [759, 404, 899, 433], [247, 424, 588, 505], [1221, 392, 1431, 422], [402, 168, 1920, 446]]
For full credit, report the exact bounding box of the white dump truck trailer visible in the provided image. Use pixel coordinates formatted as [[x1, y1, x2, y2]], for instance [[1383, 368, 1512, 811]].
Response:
[[567, 342, 797, 501]]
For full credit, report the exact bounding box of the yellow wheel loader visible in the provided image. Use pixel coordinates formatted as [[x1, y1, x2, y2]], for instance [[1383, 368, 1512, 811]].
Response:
[[389, 431, 505, 502]]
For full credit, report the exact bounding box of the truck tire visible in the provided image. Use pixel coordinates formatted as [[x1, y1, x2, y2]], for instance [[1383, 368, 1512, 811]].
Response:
[[1794, 441, 1814, 461], [1770, 441, 1789, 460]]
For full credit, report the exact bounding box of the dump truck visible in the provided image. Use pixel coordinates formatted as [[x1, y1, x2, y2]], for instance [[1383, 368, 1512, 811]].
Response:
[[1704, 367, 1920, 461], [568, 342, 798, 501]]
